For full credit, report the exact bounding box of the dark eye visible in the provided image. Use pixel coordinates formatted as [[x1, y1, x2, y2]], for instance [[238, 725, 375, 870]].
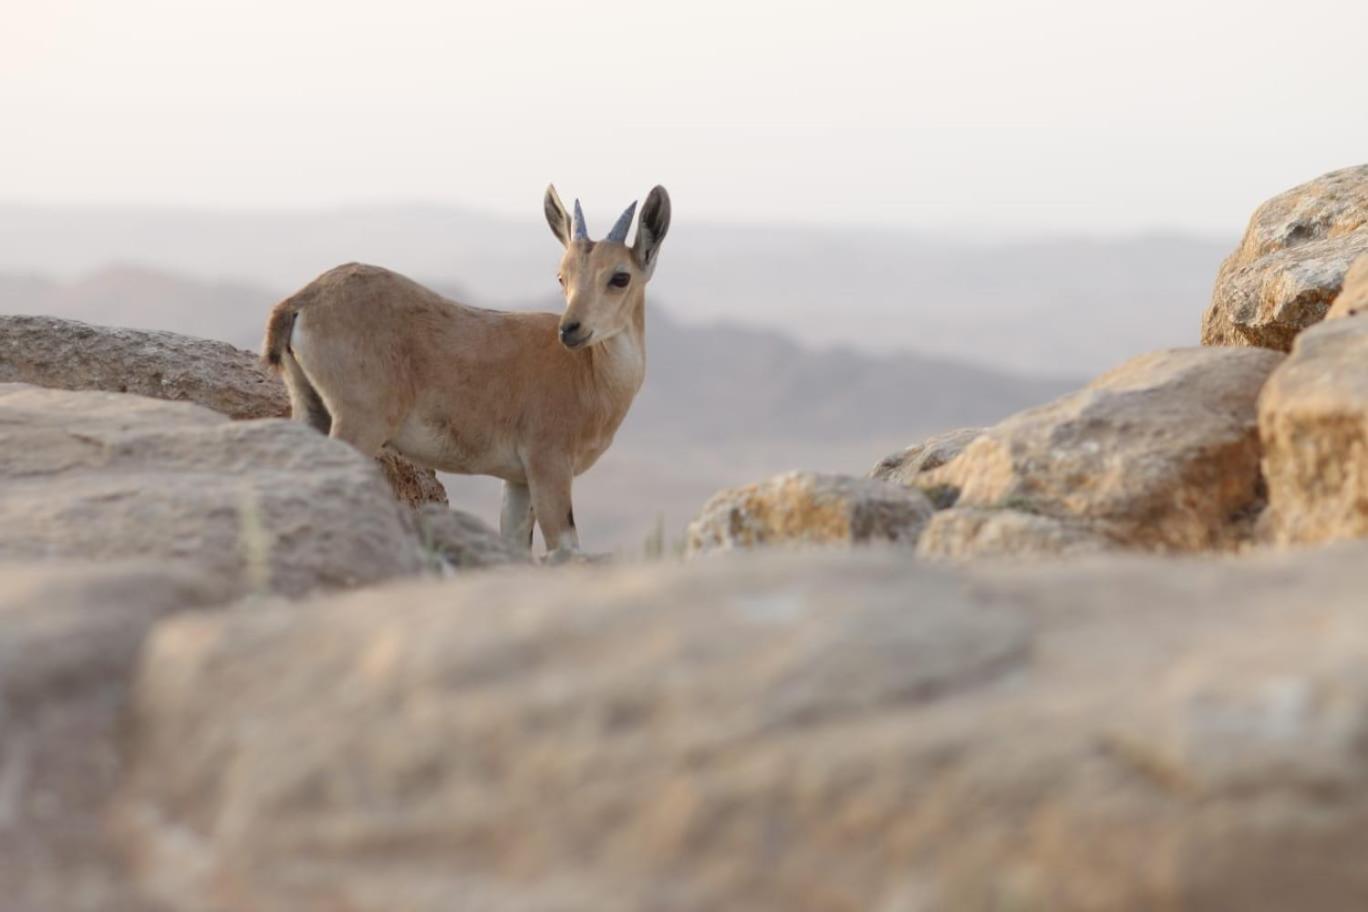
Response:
[[556, 273, 564, 286], [609, 272, 631, 288]]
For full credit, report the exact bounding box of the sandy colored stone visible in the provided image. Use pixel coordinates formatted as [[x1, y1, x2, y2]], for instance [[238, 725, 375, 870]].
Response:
[[413, 504, 531, 569], [0, 315, 447, 507], [115, 544, 1368, 912], [0, 383, 425, 598], [685, 471, 933, 555], [1258, 315, 1368, 545], [868, 426, 982, 487], [0, 560, 222, 912], [1202, 164, 1368, 350], [924, 347, 1284, 552], [1326, 253, 1368, 320], [916, 506, 1117, 560]]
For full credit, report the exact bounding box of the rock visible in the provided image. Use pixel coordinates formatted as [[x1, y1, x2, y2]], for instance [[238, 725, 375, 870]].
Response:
[[923, 347, 1284, 552], [115, 544, 1368, 912], [916, 506, 1117, 560], [1258, 315, 1368, 545], [1202, 165, 1368, 350], [0, 383, 425, 598], [0, 315, 447, 508], [0, 561, 221, 912], [413, 504, 531, 569], [868, 427, 981, 486], [1327, 254, 1368, 320], [685, 471, 933, 555]]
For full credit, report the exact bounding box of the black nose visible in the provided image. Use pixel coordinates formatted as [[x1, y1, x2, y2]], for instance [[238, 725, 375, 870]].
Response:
[[560, 321, 581, 340]]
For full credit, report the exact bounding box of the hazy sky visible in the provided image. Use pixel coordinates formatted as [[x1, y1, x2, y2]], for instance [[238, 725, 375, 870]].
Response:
[[5, 0, 1367, 235]]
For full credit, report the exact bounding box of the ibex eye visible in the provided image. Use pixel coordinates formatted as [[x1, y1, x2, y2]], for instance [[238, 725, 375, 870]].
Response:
[[556, 274, 565, 286], [609, 272, 631, 288]]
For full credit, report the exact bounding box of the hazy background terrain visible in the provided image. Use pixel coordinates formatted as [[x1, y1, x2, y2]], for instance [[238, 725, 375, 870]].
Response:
[[5, 0, 1366, 550]]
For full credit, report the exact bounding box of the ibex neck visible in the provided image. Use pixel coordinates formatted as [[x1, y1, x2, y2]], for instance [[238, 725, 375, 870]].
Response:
[[586, 298, 646, 400]]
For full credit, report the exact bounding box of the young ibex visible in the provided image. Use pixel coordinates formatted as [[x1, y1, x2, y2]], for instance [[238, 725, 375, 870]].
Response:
[[261, 185, 671, 558]]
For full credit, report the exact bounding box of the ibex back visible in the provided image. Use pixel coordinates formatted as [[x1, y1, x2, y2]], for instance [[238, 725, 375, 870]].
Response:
[[261, 185, 671, 558]]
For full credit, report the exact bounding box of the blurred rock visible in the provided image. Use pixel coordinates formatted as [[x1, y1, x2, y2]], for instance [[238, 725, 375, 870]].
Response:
[[1258, 314, 1368, 545], [924, 347, 1283, 552], [1202, 165, 1368, 350], [0, 383, 425, 598], [0, 315, 446, 507], [686, 471, 932, 555], [1326, 254, 1368, 320], [868, 426, 981, 487], [0, 560, 219, 912], [916, 506, 1117, 560], [413, 504, 530, 569], [116, 545, 1368, 912]]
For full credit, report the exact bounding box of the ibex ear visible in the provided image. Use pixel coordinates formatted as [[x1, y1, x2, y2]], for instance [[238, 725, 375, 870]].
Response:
[[544, 184, 572, 248], [633, 185, 671, 276]]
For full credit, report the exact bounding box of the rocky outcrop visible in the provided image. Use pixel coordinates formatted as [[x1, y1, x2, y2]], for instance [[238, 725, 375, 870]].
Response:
[[0, 561, 221, 912], [0, 315, 447, 507], [1326, 253, 1368, 320], [915, 506, 1116, 560], [1202, 165, 1368, 350], [1258, 314, 1368, 545], [114, 544, 1368, 912], [686, 471, 933, 555], [0, 383, 425, 598], [868, 426, 981, 488], [414, 504, 530, 569], [922, 347, 1284, 552]]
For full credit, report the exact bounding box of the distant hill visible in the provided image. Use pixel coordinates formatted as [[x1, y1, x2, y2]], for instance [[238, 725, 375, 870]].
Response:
[[0, 266, 1075, 550], [0, 203, 1232, 376]]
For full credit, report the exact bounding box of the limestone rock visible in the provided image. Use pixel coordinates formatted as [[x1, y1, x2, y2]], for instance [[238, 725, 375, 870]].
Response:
[[1258, 315, 1368, 545], [924, 347, 1284, 552], [115, 545, 1368, 911], [413, 504, 531, 569], [1202, 165, 1368, 350], [0, 315, 447, 507], [686, 471, 933, 555], [916, 506, 1117, 560], [868, 426, 981, 487], [0, 383, 425, 598], [1326, 253, 1368, 320], [0, 561, 221, 912]]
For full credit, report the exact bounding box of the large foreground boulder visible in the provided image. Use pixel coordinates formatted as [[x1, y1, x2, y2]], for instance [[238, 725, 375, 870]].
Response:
[[0, 561, 220, 912], [922, 347, 1284, 553], [1258, 314, 1368, 545], [1202, 165, 1368, 350], [115, 545, 1368, 911], [867, 427, 981, 487], [0, 383, 425, 598], [686, 471, 933, 555], [0, 315, 447, 507], [915, 506, 1117, 560]]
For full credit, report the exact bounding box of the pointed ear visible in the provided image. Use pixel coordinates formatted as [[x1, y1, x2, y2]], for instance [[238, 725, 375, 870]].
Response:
[[633, 185, 671, 275], [544, 184, 572, 247]]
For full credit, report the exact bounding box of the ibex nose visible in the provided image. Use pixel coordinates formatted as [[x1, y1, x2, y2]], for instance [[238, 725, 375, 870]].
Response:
[[560, 321, 582, 341]]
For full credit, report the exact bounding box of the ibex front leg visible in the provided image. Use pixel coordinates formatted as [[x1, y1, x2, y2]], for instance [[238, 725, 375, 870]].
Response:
[[527, 456, 580, 562], [500, 481, 535, 553]]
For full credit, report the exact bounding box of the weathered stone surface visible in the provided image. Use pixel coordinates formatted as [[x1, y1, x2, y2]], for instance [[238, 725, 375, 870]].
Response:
[[0, 383, 425, 598], [0, 561, 221, 912], [685, 471, 933, 555], [868, 426, 981, 486], [1258, 315, 1368, 545], [1202, 165, 1368, 350], [924, 347, 1284, 552], [0, 315, 447, 508], [116, 544, 1368, 912], [916, 506, 1117, 560], [1326, 253, 1368, 320], [413, 504, 530, 569]]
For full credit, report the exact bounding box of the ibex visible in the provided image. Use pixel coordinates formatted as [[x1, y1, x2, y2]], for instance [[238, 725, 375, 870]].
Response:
[[261, 185, 671, 558]]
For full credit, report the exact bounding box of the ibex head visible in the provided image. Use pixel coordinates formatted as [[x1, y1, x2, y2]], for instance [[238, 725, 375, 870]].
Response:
[[543, 185, 671, 350]]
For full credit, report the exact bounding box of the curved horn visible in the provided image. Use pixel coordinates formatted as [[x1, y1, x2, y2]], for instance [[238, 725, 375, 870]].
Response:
[[572, 200, 589, 241], [606, 201, 637, 243]]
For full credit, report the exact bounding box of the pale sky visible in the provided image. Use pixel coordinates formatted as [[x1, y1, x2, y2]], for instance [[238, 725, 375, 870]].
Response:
[[4, 0, 1367, 235]]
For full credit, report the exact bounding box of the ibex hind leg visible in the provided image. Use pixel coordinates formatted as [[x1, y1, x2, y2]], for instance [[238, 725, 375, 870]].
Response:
[[280, 352, 332, 434], [500, 481, 535, 553]]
